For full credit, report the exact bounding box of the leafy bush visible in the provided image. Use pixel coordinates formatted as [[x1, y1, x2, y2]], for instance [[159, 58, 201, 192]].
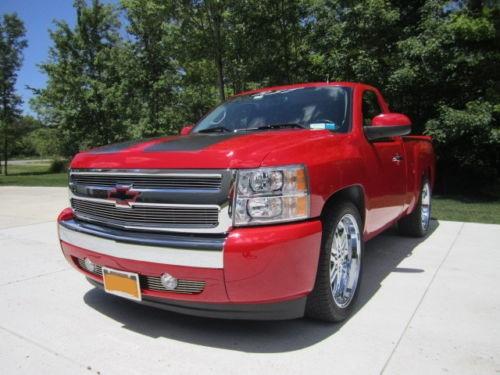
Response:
[[425, 101, 500, 194], [29, 127, 63, 157], [48, 159, 67, 173]]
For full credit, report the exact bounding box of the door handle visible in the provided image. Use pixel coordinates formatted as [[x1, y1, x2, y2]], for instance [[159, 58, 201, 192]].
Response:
[[392, 154, 403, 164]]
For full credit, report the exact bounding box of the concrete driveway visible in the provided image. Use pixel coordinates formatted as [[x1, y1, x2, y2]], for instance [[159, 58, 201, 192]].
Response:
[[0, 186, 499, 375]]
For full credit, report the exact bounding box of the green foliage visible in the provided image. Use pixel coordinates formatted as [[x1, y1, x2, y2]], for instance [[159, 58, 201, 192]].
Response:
[[48, 159, 67, 173], [26, 0, 499, 194], [120, 0, 181, 137], [387, 1, 499, 131], [0, 163, 68, 187], [0, 13, 28, 174], [307, 0, 401, 85], [9, 116, 43, 157], [31, 0, 129, 155], [28, 127, 63, 157], [425, 100, 499, 192]]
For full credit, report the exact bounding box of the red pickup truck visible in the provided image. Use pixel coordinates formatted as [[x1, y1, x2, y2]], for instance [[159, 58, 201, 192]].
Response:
[[57, 82, 435, 322]]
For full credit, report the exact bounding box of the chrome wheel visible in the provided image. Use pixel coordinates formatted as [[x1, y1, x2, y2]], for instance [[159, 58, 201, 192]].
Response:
[[330, 214, 361, 308], [421, 182, 431, 231]]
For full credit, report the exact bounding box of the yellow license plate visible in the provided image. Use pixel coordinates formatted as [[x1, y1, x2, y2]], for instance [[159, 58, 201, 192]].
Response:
[[102, 267, 141, 301]]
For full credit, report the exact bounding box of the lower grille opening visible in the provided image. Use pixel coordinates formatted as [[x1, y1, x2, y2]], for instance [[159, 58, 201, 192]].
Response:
[[76, 257, 205, 295]]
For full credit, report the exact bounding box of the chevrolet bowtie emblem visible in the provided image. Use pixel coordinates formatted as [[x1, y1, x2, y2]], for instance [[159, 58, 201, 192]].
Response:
[[107, 185, 140, 207]]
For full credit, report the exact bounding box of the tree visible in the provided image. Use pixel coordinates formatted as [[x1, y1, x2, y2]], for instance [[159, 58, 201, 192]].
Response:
[[121, 0, 182, 137], [425, 100, 499, 193], [306, 0, 400, 85], [9, 115, 43, 158], [390, 0, 500, 190], [31, 0, 128, 156], [175, 0, 230, 101], [27, 0, 498, 195], [0, 13, 27, 175], [225, 0, 310, 89], [387, 0, 500, 132]]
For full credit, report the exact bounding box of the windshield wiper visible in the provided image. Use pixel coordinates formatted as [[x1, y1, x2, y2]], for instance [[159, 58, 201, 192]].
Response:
[[247, 123, 306, 131], [197, 126, 232, 134]]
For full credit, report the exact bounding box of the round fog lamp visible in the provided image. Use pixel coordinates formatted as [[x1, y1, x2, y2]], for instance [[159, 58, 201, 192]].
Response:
[[160, 273, 178, 290], [83, 258, 95, 273]]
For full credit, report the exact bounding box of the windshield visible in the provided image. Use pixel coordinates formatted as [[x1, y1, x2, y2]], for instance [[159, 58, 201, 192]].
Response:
[[192, 86, 352, 133]]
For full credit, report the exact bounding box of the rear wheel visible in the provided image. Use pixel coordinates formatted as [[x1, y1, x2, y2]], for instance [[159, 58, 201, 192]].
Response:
[[306, 201, 363, 322], [398, 177, 431, 237]]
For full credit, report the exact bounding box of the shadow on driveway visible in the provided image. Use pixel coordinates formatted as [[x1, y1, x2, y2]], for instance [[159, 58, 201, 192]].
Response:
[[83, 221, 439, 353]]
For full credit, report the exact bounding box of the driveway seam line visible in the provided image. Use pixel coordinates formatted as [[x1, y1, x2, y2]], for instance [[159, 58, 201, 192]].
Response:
[[0, 220, 56, 231], [380, 222, 465, 374], [0, 269, 70, 288], [0, 325, 99, 373]]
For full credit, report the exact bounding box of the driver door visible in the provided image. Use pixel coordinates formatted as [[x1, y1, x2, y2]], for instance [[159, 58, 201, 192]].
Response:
[[362, 90, 406, 233]]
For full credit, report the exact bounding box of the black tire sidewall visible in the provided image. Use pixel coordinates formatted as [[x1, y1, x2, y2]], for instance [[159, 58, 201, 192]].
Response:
[[307, 201, 364, 322]]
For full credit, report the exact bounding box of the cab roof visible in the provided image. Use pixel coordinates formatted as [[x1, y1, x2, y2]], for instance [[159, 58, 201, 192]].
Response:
[[233, 82, 377, 98]]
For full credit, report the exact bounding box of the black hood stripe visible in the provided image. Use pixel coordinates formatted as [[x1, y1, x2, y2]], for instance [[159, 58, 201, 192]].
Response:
[[144, 133, 243, 152], [89, 139, 152, 154]]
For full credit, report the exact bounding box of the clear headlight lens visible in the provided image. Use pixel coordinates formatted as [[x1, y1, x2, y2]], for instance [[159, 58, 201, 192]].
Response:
[[234, 165, 309, 226]]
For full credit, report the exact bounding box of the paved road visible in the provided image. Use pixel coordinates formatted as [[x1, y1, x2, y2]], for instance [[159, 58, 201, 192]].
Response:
[[0, 186, 499, 375], [6, 159, 51, 166]]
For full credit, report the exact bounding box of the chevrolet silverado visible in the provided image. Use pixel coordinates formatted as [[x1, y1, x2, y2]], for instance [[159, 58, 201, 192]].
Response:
[[57, 82, 435, 321]]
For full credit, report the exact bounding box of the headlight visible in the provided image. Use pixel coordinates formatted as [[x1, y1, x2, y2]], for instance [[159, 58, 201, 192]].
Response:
[[234, 165, 309, 226]]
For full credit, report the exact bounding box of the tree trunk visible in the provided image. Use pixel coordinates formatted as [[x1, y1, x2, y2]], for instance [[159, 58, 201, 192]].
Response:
[[3, 124, 7, 176], [1, 106, 7, 175], [215, 52, 225, 102], [207, 2, 225, 102]]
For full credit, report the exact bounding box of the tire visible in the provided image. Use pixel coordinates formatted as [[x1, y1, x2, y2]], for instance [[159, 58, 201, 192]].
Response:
[[306, 201, 364, 322], [398, 177, 432, 237]]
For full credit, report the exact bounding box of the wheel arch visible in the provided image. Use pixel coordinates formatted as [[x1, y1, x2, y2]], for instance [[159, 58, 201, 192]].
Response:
[[320, 185, 366, 229]]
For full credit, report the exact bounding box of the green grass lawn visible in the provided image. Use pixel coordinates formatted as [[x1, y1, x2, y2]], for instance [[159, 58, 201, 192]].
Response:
[[432, 195, 500, 225], [1, 165, 498, 224], [0, 163, 67, 187]]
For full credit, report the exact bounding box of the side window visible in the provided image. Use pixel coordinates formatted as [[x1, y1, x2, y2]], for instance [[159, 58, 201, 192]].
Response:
[[362, 91, 382, 126]]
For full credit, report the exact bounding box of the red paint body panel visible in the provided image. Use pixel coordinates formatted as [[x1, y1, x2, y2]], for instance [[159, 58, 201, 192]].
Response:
[[60, 240, 229, 303], [224, 220, 322, 303], [59, 219, 322, 304], [60, 82, 435, 313], [71, 130, 330, 170]]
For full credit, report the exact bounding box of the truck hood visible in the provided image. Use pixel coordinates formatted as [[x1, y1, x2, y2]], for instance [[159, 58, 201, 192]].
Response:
[[70, 130, 330, 169]]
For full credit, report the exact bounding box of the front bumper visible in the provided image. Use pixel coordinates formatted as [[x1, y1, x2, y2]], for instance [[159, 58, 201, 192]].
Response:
[[58, 209, 322, 320], [87, 277, 307, 320]]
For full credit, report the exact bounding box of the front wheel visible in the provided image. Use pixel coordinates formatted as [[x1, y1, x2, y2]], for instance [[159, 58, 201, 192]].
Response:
[[398, 177, 432, 237], [306, 201, 364, 322]]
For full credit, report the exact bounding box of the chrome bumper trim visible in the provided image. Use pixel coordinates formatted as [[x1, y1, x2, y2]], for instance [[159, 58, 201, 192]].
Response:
[[59, 219, 224, 250], [59, 224, 224, 269]]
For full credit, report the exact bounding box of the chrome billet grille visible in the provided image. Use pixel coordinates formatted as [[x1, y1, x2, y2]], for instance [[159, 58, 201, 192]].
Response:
[[78, 258, 103, 276], [69, 168, 232, 234], [70, 173, 222, 190], [71, 199, 219, 228], [77, 258, 206, 294], [142, 277, 206, 294]]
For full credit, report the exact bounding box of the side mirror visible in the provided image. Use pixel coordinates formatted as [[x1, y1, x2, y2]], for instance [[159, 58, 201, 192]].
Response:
[[180, 125, 194, 136], [364, 113, 411, 141]]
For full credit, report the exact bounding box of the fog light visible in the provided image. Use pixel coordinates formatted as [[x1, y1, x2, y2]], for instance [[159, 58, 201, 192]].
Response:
[[160, 273, 178, 290], [83, 258, 95, 273]]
